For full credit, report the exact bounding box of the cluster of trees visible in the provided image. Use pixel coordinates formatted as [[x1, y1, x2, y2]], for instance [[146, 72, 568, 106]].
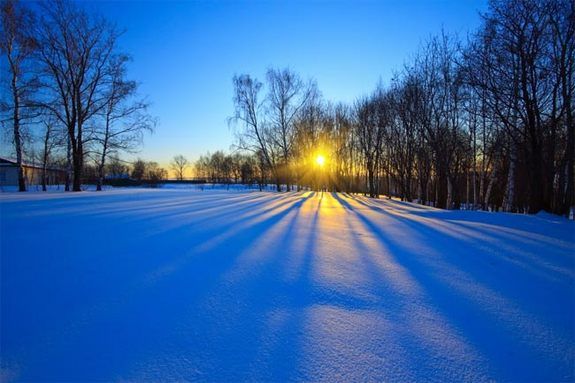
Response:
[[130, 159, 167, 183], [195, 151, 259, 185], [230, 68, 317, 192], [230, 0, 573, 215], [1, 0, 154, 192]]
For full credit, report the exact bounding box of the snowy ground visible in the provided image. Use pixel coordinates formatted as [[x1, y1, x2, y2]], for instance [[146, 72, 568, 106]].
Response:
[[1, 189, 574, 382]]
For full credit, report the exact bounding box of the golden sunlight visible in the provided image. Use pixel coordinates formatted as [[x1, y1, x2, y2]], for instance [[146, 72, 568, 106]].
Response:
[[315, 154, 326, 167]]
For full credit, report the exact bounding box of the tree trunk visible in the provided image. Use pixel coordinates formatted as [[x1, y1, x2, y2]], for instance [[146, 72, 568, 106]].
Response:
[[275, 177, 281, 192], [42, 152, 48, 192], [72, 141, 83, 192], [472, 164, 477, 210], [485, 170, 497, 211], [502, 143, 517, 212], [562, 95, 574, 216], [65, 137, 72, 191], [96, 171, 104, 191], [436, 168, 448, 209], [527, 144, 545, 213], [446, 175, 453, 210], [96, 141, 108, 192], [417, 160, 428, 205], [367, 165, 376, 198], [466, 169, 470, 209], [11, 70, 26, 192]]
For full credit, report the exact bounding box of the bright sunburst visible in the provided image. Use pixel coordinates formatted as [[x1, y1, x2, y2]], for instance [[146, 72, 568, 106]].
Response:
[[316, 154, 325, 167]]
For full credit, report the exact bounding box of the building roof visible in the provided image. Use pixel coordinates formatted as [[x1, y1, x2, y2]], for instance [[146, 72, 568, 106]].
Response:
[[0, 157, 67, 172]]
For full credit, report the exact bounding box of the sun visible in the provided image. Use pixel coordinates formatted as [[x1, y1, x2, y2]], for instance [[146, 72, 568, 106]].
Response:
[[315, 154, 325, 167]]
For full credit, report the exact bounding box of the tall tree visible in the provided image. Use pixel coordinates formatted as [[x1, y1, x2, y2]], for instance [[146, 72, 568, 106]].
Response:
[[266, 68, 315, 191], [0, 0, 38, 191], [231, 74, 280, 190], [38, 0, 123, 191], [38, 117, 64, 191], [355, 96, 382, 198]]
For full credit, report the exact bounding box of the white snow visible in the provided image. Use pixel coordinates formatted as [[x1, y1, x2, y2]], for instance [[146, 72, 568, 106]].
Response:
[[1, 190, 574, 382]]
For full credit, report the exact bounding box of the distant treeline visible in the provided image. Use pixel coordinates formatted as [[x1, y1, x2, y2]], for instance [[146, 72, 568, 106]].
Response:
[[195, 151, 259, 185], [225, 0, 573, 215]]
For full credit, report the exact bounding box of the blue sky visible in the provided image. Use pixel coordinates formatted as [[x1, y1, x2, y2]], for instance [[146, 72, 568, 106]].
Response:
[[85, 0, 487, 167]]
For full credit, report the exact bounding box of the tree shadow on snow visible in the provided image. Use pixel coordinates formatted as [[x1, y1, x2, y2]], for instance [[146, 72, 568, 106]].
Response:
[[332, 193, 574, 382]]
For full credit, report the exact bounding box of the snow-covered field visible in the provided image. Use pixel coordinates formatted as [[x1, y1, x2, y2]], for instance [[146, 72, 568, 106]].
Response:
[[1, 189, 574, 382]]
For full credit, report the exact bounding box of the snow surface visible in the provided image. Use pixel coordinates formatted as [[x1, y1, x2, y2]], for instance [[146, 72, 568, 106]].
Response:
[[1, 189, 574, 382]]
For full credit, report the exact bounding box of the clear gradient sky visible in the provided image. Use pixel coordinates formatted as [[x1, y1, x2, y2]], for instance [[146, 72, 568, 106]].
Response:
[[83, 0, 488, 168]]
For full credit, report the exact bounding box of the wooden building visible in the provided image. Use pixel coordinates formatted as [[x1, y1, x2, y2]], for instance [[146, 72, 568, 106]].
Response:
[[0, 158, 67, 188]]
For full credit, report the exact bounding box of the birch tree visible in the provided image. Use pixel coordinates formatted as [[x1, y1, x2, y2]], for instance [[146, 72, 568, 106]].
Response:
[[0, 0, 38, 191]]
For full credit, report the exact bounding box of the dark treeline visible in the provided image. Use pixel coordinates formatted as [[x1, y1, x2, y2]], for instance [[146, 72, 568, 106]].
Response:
[[227, 0, 573, 215], [1, 0, 155, 192], [195, 151, 260, 185]]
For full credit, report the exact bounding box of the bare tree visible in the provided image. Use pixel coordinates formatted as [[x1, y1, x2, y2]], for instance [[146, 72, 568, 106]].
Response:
[[388, 74, 420, 201], [171, 154, 189, 180], [230, 74, 280, 190], [38, 0, 123, 191], [355, 97, 377, 197], [0, 0, 38, 191], [408, 32, 466, 209], [266, 68, 315, 191], [94, 55, 154, 191], [39, 117, 64, 191]]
